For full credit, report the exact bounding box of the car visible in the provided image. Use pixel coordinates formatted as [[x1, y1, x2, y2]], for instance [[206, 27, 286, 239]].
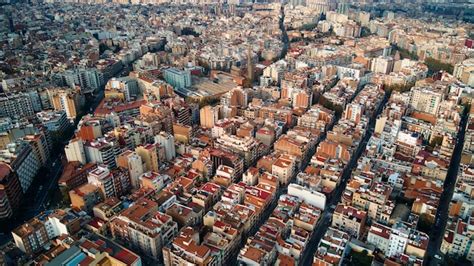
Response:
[[434, 254, 442, 260]]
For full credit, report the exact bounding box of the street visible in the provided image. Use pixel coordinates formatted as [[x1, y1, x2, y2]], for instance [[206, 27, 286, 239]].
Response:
[[424, 107, 469, 266], [0, 89, 105, 247], [300, 90, 390, 266]]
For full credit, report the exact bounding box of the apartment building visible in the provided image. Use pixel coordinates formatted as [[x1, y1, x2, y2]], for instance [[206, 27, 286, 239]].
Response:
[[0, 93, 34, 119], [332, 204, 367, 238], [0, 163, 23, 220], [110, 198, 178, 259]]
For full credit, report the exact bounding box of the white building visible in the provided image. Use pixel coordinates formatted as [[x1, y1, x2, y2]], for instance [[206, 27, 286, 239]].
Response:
[[263, 60, 288, 85], [371, 56, 394, 74], [106, 77, 140, 102], [288, 183, 326, 210], [124, 151, 144, 189], [61, 68, 103, 92], [387, 222, 410, 258], [409, 87, 443, 115], [85, 138, 120, 169], [64, 138, 86, 164], [155, 131, 175, 162], [367, 223, 391, 255], [453, 58, 474, 86]]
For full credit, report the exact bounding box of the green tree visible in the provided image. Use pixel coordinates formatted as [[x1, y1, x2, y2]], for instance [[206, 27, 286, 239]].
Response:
[[384, 82, 415, 93], [360, 26, 371, 37], [424, 57, 454, 74], [393, 46, 419, 60], [417, 213, 434, 234], [349, 249, 373, 266], [429, 135, 444, 148], [300, 23, 317, 31]]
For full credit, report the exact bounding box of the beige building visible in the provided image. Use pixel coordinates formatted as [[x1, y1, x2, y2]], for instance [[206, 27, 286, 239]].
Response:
[[272, 154, 296, 185], [351, 182, 393, 224], [332, 204, 367, 238], [453, 58, 474, 86], [110, 198, 178, 260], [200, 105, 220, 129], [163, 227, 215, 266], [135, 144, 159, 172], [49, 88, 84, 121], [409, 87, 443, 115], [69, 183, 103, 212]]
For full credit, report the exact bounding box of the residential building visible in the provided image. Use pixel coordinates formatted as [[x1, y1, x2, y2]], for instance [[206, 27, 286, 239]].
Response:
[[110, 198, 178, 259], [0, 163, 23, 220], [155, 131, 176, 161], [0, 93, 34, 119], [409, 87, 443, 115], [69, 183, 103, 212], [135, 144, 159, 172], [332, 204, 367, 238], [200, 105, 220, 129], [65, 138, 87, 164]]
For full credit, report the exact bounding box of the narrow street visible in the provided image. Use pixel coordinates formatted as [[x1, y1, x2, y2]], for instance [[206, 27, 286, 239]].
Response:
[[300, 90, 390, 266], [425, 107, 469, 266]]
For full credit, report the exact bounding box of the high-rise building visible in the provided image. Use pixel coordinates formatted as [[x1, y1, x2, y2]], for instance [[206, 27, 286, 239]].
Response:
[[0, 142, 41, 192], [49, 88, 85, 121], [306, 0, 336, 13], [61, 68, 103, 92], [200, 105, 220, 129], [105, 77, 140, 102], [84, 137, 121, 169], [135, 144, 160, 172], [139, 171, 166, 191], [409, 87, 443, 115], [27, 90, 42, 112], [262, 60, 288, 85], [210, 148, 244, 178], [116, 150, 144, 189], [76, 120, 103, 141], [0, 163, 23, 220], [292, 90, 311, 109], [370, 56, 394, 74], [36, 110, 71, 134], [58, 161, 96, 196], [12, 209, 81, 256], [173, 123, 193, 144], [87, 165, 131, 199], [175, 106, 192, 126], [344, 103, 364, 124], [247, 46, 254, 83], [163, 227, 215, 266], [12, 218, 49, 256], [453, 58, 474, 86], [23, 133, 51, 167], [214, 134, 259, 168], [65, 138, 87, 164], [155, 131, 176, 161], [69, 183, 103, 212], [0, 93, 34, 119], [332, 204, 367, 238]]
